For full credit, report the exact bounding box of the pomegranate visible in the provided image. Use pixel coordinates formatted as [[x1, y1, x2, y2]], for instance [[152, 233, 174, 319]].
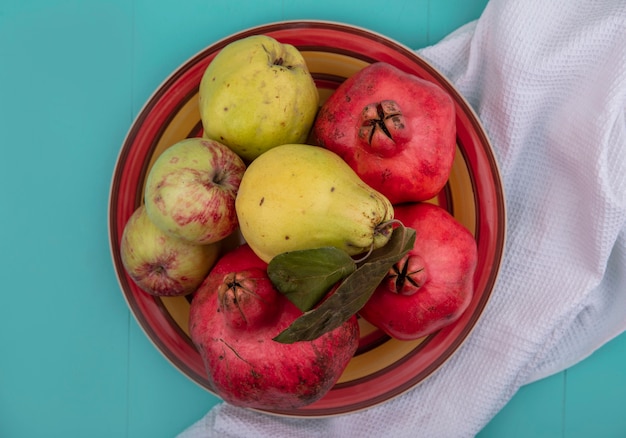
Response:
[[189, 244, 359, 410], [313, 62, 456, 204], [359, 202, 477, 340]]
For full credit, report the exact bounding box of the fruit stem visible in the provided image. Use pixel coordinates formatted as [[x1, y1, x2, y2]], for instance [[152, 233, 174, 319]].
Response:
[[376, 218, 402, 239], [353, 219, 406, 264], [352, 244, 374, 264]]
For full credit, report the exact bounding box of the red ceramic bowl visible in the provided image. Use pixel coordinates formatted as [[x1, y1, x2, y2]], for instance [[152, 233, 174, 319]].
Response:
[[109, 20, 505, 417]]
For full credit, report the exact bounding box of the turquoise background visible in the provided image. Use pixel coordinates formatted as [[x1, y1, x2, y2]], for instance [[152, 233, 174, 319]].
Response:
[[1, 1, 624, 437]]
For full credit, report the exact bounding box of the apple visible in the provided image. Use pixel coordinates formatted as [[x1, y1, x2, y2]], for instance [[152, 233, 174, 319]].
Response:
[[358, 202, 477, 340], [143, 137, 246, 245], [120, 205, 221, 297], [198, 34, 320, 162], [313, 62, 456, 204]]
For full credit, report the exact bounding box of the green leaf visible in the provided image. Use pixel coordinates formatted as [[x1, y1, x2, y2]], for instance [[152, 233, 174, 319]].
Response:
[[267, 247, 356, 312], [273, 224, 416, 344]]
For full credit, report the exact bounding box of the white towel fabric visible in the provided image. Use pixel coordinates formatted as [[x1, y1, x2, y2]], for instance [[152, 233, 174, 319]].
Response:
[[178, 1, 626, 436]]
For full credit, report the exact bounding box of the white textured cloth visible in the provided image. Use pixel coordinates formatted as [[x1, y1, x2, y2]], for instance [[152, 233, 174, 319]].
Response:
[[179, 1, 626, 436]]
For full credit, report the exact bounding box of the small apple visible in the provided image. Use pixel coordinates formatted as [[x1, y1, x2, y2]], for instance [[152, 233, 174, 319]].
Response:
[[199, 34, 320, 162], [120, 205, 221, 297], [313, 62, 456, 204], [144, 137, 246, 245], [358, 202, 477, 340]]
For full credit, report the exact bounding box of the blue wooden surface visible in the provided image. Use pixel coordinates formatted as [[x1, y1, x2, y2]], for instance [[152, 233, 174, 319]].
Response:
[[1, 1, 624, 437]]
